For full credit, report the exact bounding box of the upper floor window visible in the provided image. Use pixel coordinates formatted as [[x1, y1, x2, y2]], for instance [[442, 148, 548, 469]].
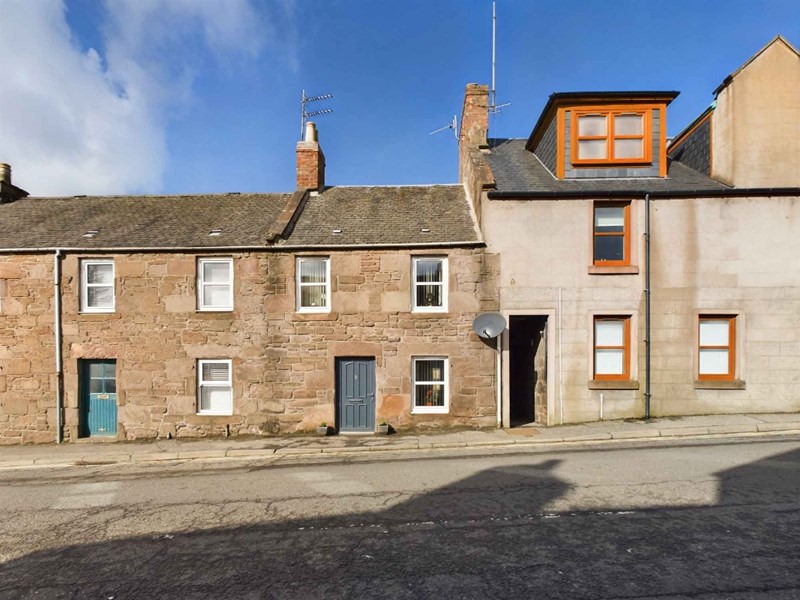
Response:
[[594, 202, 630, 266], [198, 258, 233, 311], [698, 316, 736, 381], [81, 259, 115, 313], [412, 257, 448, 312], [296, 257, 330, 313], [573, 109, 650, 164], [594, 316, 630, 381]]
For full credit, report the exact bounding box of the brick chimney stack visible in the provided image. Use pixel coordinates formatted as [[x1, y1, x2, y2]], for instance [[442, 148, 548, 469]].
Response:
[[296, 122, 325, 190], [459, 83, 489, 148]]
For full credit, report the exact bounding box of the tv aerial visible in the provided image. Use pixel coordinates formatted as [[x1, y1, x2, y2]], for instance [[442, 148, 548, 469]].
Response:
[[489, 1, 511, 115], [472, 312, 507, 339], [300, 90, 334, 139], [429, 115, 458, 140]]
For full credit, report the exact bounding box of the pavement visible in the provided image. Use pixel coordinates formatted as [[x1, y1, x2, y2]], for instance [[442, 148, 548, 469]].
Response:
[[2, 412, 800, 470]]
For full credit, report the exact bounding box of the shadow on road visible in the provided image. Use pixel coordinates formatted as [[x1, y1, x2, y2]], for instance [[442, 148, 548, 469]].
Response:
[[2, 450, 800, 599]]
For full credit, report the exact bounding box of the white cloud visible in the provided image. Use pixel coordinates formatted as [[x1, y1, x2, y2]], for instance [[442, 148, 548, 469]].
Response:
[[0, 0, 275, 196]]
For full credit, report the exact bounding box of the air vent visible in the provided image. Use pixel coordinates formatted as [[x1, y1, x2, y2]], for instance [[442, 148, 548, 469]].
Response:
[[332, 229, 342, 235], [209, 229, 222, 237], [420, 227, 431, 233], [83, 229, 99, 238]]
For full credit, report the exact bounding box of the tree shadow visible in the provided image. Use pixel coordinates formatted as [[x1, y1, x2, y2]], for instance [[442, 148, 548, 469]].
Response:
[[1, 448, 800, 599]]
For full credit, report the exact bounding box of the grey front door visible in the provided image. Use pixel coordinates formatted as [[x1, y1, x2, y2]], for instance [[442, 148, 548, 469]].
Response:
[[336, 358, 375, 432]]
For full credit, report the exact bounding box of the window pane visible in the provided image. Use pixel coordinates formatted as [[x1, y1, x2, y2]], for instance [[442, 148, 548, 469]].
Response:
[[595, 320, 624, 346], [416, 260, 442, 283], [699, 349, 729, 375], [595, 349, 624, 375], [594, 235, 624, 262], [105, 363, 116, 378], [416, 284, 442, 308], [301, 284, 326, 308], [578, 114, 607, 136], [578, 139, 607, 160], [202, 362, 230, 382], [415, 384, 445, 407], [105, 379, 116, 393], [203, 285, 230, 307], [200, 386, 231, 412], [89, 363, 104, 378], [203, 262, 230, 284], [87, 264, 113, 284], [614, 114, 643, 135], [416, 359, 445, 382], [614, 138, 643, 159], [89, 379, 103, 394], [699, 320, 729, 346], [300, 260, 326, 283], [594, 206, 625, 232], [87, 286, 113, 308]]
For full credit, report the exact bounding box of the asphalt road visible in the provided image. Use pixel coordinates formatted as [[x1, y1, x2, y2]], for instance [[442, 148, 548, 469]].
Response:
[[1, 439, 799, 599]]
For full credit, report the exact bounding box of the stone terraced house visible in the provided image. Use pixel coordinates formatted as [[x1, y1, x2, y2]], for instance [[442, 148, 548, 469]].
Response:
[[1, 35, 799, 444], [0, 123, 499, 443]]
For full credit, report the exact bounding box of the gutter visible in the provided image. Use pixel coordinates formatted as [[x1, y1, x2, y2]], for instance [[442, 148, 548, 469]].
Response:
[[644, 194, 651, 420], [0, 241, 485, 254], [487, 187, 800, 200]]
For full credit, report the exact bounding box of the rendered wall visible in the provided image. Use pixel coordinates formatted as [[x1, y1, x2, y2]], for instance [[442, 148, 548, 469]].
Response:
[[712, 40, 800, 188], [482, 193, 800, 424]]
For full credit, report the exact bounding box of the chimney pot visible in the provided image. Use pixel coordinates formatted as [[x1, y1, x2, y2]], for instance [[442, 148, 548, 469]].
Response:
[[0, 163, 10, 184], [305, 121, 318, 142]]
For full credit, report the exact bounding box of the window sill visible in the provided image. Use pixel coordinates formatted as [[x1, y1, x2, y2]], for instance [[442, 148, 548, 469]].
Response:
[[196, 411, 233, 417], [588, 265, 639, 275], [292, 311, 337, 321], [412, 407, 449, 415], [694, 379, 746, 390], [197, 307, 233, 313], [589, 380, 639, 390]]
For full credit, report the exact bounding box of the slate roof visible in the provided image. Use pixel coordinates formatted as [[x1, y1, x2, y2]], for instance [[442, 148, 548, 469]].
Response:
[[282, 185, 480, 246], [0, 193, 294, 249], [486, 138, 729, 195]]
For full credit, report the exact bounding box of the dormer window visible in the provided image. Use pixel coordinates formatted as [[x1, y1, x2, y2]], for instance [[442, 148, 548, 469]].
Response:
[[573, 109, 650, 165]]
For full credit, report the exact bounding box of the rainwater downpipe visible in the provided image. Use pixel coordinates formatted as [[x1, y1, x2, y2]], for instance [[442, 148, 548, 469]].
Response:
[[496, 331, 502, 428], [558, 287, 564, 425], [644, 193, 652, 420], [54, 249, 63, 444]]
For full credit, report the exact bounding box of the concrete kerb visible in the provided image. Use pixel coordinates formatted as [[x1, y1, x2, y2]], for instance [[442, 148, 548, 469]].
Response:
[[2, 424, 800, 472]]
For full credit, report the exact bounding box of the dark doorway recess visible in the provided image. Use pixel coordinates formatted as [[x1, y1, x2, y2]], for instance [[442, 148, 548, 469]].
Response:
[[509, 316, 548, 426]]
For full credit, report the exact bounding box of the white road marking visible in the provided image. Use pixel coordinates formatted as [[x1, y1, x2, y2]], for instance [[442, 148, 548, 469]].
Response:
[[52, 481, 122, 510]]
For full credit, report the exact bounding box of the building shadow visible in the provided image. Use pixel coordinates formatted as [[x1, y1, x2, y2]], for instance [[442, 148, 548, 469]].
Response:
[[1, 448, 800, 599]]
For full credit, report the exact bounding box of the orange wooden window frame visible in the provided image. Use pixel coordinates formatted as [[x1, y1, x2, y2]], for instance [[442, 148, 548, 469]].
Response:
[[593, 316, 630, 381], [698, 316, 736, 381], [572, 107, 652, 166], [593, 201, 631, 267]]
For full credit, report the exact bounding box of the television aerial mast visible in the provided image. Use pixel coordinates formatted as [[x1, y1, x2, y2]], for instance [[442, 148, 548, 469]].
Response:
[[490, 1, 511, 114], [300, 90, 334, 139]]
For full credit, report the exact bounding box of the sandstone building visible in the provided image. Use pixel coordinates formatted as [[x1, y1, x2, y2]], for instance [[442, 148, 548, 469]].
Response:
[[1, 36, 799, 443]]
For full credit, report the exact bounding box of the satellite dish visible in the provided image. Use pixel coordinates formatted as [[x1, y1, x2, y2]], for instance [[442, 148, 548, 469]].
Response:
[[472, 312, 506, 339]]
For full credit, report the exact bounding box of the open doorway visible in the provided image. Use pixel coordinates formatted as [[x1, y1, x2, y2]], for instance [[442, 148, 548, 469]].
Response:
[[509, 316, 548, 426]]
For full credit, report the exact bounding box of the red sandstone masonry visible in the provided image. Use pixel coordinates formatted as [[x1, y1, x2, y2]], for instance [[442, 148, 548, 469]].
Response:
[[0, 248, 498, 443]]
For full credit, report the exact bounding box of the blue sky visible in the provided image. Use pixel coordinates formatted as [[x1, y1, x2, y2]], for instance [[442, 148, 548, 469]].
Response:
[[2, 0, 800, 196]]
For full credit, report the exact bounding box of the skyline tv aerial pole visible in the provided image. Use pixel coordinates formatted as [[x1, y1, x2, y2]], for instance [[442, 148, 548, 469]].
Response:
[[300, 90, 334, 139], [490, 1, 510, 114]]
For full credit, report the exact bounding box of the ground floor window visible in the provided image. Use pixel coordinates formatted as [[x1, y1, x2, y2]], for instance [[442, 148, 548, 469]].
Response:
[[198, 359, 232, 415], [593, 316, 630, 380], [412, 357, 448, 414], [698, 316, 736, 380]]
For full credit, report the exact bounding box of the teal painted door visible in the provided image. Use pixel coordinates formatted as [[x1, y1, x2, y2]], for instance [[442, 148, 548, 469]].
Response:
[[336, 358, 375, 432], [80, 360, 117, 437]]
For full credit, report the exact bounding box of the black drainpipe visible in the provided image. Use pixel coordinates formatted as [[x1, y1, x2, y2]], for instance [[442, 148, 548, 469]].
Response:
[[644, 193, 651, 420]]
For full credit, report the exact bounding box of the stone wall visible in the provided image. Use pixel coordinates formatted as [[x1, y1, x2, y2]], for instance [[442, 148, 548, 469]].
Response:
[[0, 247, 498, 443]]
